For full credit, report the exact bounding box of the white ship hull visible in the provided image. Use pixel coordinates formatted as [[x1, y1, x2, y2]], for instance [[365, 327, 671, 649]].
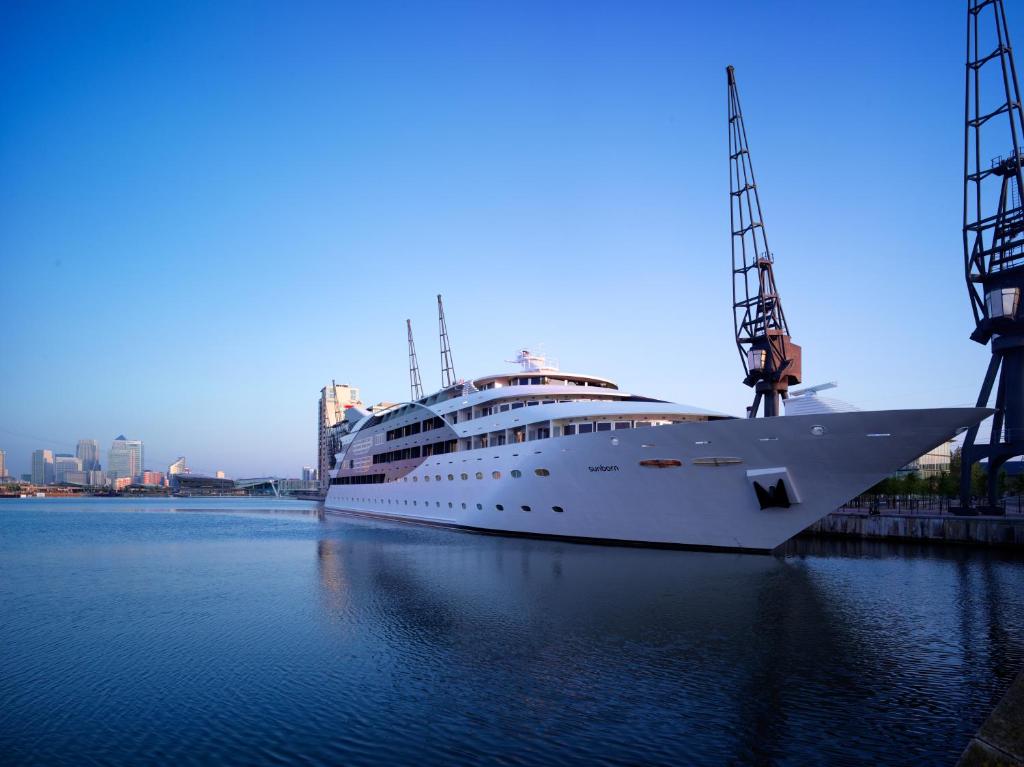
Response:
[[325, 407, 987, 552]]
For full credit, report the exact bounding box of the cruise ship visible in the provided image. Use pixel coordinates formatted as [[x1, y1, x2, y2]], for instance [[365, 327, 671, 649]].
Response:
[[323, 345, 989, 552]]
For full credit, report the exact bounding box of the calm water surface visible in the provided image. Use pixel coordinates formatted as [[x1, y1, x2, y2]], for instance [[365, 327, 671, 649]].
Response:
[[1, 497, 1023, 766]]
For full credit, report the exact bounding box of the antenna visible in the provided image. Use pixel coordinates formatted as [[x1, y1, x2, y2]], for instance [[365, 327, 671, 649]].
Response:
[[438, 294, 456, 388], [960, 0, 1024, 510], [407, 319, 423, 401], [727, 65, 801, 418]]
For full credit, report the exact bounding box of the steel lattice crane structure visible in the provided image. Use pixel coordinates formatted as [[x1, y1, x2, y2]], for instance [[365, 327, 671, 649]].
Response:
[[407, 319, 423, 401], [727, 65, 801, 418], [438, 294, 457, 388], [961, 0, 1024, 510]]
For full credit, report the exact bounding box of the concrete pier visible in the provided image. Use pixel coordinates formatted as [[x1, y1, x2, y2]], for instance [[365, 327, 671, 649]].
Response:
[[957, 669, 1024, 767], [803, 511, 1024, 547]]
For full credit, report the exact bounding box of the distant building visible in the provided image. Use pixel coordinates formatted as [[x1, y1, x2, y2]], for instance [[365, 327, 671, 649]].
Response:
[[111, 477, 132, 491], [0, 449, 6, 479], [319, 383, 363, 492], [54, 454, 83, 484], [76, 439, 101, 472], [31, 449, 54, 485], [64, 471, 89, 486], [302, 465, 315, 482], [215, 470, 226, 479], [173, 474, 237, 496], [108, 435, 143, 480], [140, 470, 165, 486], [899, 440, 953, 478], [87, 470, 107, 487], [168, 456, 188, 477]]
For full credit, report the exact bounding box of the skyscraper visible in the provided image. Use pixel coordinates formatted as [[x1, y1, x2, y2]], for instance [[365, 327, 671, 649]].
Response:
[[302, 466, 315, 482], [0, 449, 6, 479], [31, 449, 54, 485], [54, 454, 83, 484], [319, 383, 362, 492], [108, 435, 143, 480], [76, 439, 101, 472]]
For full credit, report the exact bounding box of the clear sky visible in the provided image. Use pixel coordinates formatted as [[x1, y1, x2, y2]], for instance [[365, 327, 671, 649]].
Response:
[[0, 0, 1005, 478]]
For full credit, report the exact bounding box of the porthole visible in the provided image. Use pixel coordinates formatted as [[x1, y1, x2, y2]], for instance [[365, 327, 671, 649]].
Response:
[[492, 471, 501, 479], [448, 502, 453, 508], [511, 470, 522, 478], [552, 506, 564, 513], [535, 468, 550, 477], [435, 475, 442, 482], [521, 505, 531, 512], [425, 475, 431, 482], [496, 504, 504, 510], [475, 472, 483, 480], [448, 474, 454, 481], [435, 501, 440, 507], [413, 476, 418, 482], [461, 502, 466, 509], [413, 500, 417, 506], [476, 503, 483, 510], [461, 473, 468, 480]]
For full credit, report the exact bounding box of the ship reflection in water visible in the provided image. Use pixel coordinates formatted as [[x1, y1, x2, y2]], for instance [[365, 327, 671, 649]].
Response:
[[314, 516, 1024, 766], [1, 500, 1022, 766]]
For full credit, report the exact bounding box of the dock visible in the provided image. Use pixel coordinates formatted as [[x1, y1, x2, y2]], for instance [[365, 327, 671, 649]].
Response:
[[803, 508, 1024, 548]]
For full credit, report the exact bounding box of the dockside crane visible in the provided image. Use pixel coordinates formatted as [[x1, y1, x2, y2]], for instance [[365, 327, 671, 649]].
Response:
[[407, 319, 423, 401], [438, 294, 457, 388], [727, 65, 801, 418], [960, 0, 1024, 510]]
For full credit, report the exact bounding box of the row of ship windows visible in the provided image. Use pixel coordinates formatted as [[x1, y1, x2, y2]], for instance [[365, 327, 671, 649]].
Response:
[[386, 416, 445, 442], [338, 496, 565, 513], [371, 419, 666, 465], [333, 468, 551, 485]]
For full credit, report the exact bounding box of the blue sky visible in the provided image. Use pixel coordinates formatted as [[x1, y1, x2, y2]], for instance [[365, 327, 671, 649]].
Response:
[[0, 0, 1003, 477]]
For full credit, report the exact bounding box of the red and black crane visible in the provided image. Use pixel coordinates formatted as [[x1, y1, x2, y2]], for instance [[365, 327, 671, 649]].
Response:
[[727, 65, 801, 418]]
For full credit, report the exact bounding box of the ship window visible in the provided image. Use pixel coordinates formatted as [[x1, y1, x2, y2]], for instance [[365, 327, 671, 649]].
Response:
[[512, 403, 525, 410], [521, 505, 531, 512], [476, 503, 483, 510], [635, 421, 652, 428], [349, 460, 354, 469], [578, 423, 594, 434], [531, 377, 541, 385], [511, 470, 522, 478], [552, 506, 564, 513], [435, 475, 441, 481], [492, 471, 501, 479], [461, 502, 466, 509], [500, 404, 510, 412], [461, 473, 468, 480], [527, 401, 539, 406], [543, 400, 555, 405], [615, 421, 631, 429], [413, 476, 418, 482], [596, 422, 612, 432], [475, 472, 483, 479], [564, 425, 576, 436], [447, 474, 454, 481], [448, 502, 453, 508], [496, 504, 504, 510], [535, 468, 550, 477], [413, 500, 417, 505]]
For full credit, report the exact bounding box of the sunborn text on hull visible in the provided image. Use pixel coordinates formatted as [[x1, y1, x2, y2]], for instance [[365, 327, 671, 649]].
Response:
[[324, 347, 988, 552]]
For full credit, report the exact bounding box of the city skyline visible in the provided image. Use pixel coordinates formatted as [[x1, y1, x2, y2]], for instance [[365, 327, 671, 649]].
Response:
[[0, 1, 1001, 477]]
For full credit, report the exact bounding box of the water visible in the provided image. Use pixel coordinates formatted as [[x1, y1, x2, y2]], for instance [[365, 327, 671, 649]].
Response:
[[1, 498, 1022, 766]]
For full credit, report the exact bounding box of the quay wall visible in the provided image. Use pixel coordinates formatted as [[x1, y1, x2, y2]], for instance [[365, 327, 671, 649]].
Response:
[[803, 512, 1024, 547]]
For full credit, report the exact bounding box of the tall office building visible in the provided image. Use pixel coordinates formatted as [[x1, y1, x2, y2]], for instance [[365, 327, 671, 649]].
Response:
[[108, 435, 143, 480], [76, 439, 101, 472], [0, 449, 6, 479], [31, 449, 54, 485], [54, 454, 83, 484], [318, 383, 362, 492], [302, 466, 315, 482]]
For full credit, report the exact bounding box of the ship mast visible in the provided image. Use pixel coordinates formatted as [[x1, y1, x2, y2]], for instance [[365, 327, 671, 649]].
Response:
[[438, 294, 457, 388], [727, 65, 801, 418], [960, 0, 1024, 510], [407, 319, 423, 401]]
